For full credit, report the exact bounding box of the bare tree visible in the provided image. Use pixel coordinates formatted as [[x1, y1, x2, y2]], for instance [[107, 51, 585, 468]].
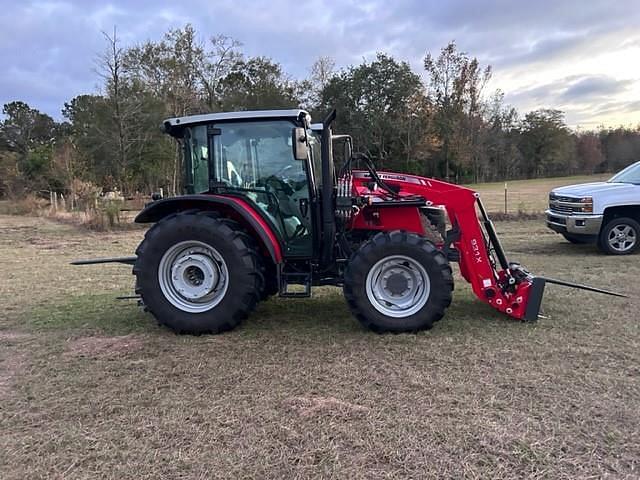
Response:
[[199, 35, 243, 111], [95, 26, 142, 191], [311, 56, 335, 91], [307, 56, 335, 107]]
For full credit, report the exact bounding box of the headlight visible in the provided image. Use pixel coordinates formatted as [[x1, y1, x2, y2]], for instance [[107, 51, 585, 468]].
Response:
[[580, 197, 593, 213]]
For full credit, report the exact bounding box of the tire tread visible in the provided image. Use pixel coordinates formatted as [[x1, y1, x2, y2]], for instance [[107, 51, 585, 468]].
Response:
[[134, 210, 264, 334], [343, 230, 453, 333]]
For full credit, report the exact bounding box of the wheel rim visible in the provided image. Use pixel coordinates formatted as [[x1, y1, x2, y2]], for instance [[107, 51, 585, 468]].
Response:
[[607, 223, 637, 252], [158, 240, 229, 313], [365, 255, 431, 318]]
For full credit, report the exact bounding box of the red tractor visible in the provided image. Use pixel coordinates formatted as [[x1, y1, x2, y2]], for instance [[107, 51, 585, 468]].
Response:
[[75, 109, 623, 334]]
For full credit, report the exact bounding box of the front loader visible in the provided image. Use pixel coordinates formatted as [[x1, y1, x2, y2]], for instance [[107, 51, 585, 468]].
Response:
[[74, 109, 625, 334]]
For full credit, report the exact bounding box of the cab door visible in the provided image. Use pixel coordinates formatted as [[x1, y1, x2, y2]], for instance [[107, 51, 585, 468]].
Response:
[[210, 120, 314, 258]]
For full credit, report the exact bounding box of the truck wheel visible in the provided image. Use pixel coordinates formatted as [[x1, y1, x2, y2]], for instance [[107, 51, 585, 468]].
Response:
[[134, 211, 264, 334], [562, 233, 593, 244], [343, 231, 453, 333], [597, 217, 639, 255]]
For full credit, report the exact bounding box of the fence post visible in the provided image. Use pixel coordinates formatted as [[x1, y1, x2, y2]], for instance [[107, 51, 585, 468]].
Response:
[[504, 182, 508, 215]]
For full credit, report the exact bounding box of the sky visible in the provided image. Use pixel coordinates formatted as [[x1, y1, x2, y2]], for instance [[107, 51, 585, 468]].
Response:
[[0, 0, 639, 129]]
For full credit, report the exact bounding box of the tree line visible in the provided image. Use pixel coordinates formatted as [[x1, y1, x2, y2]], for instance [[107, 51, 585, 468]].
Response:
[[1, 24, 639, 199]]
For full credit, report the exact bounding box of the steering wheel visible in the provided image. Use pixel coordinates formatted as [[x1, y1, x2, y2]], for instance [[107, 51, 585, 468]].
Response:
[[259, 175, 294, 196], [274, 165, 294, 178]]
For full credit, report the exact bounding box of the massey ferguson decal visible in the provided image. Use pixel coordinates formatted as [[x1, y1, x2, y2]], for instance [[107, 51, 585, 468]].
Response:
[[353, 171, 425, 185]]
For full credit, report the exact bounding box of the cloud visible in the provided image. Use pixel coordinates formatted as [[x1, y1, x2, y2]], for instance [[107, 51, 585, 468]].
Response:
[[624, 100, 640, 113], [561, 76, 633, 102], [503, 74, 639, 127], [509, 75, 634, 104], [0, 0, 639, 127]]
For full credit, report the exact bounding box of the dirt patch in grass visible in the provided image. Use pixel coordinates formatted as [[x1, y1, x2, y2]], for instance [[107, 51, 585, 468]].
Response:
[[285, 395, 370, 417], [0, 353, 26, 399], [0, 331, 32, 342], [63, 334, 146, 359], [0, 331, 31, 399], [25, 235, 85, 250]]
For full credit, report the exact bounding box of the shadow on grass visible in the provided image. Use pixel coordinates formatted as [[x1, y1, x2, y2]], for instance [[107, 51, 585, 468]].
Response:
[[25, 289, 539, 341], [228, 286, 528, 340], [27, 293, 152, 336]]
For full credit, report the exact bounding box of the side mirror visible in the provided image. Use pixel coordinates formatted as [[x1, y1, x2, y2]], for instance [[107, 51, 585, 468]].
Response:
[[344, 139, 352, 164], [292, 127, 308, 160]]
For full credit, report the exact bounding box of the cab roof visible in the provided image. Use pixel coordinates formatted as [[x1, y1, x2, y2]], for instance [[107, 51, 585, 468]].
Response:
[[163, 109, 310, 136]]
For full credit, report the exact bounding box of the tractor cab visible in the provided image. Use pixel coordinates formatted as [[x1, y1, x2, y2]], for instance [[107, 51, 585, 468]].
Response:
[[164, 110, 321, 258]]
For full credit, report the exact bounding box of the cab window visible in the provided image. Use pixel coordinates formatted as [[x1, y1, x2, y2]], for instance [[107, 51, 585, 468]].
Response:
[[211, 120, 313, 257], [185, 125, 209, 193]]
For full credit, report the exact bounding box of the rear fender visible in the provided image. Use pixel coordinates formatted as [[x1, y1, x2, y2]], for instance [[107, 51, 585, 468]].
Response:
[[135, 194, 283, 263]]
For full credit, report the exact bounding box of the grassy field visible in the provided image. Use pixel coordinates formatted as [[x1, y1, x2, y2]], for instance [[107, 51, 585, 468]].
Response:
[[469, 173, 610, 214], [1, 176, 639, 478]]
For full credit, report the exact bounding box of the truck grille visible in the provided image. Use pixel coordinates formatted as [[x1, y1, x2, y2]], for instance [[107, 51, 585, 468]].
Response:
[[549, 194, 584, 215]]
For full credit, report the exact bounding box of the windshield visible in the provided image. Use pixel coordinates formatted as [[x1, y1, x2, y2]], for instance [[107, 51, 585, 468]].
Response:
[[212, 120, 305, 188], [608, 162, 640, 184]]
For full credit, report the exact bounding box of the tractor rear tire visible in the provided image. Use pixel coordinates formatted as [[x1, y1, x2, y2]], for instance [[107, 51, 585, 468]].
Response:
[[343, 230, 453, 333], [134, 211, 264, 334]]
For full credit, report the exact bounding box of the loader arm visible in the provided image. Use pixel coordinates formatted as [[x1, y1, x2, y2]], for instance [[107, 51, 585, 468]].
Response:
[[349, 171, 579, 321], [417, 180, 535, 320]]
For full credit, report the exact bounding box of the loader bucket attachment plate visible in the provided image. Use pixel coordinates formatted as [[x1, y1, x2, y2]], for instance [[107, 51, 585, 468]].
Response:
[[523, 277, 546, 321]]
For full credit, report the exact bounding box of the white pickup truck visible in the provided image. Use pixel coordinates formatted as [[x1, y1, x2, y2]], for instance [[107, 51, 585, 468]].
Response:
[[546, 161, 640, 254]]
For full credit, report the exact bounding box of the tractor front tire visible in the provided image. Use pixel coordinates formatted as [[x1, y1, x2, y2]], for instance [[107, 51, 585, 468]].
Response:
[[134, 211, 264, 334], [343, 231, 453, 333]]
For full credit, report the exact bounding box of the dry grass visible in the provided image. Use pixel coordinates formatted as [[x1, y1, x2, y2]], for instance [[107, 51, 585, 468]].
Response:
[[0, 196, 142, 232], [468, 174, 611, 214], [1, 180, 639, 479], [47, 208, 143, 232], [0, 195, 48, 216], [63, 335, 146, 359]]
